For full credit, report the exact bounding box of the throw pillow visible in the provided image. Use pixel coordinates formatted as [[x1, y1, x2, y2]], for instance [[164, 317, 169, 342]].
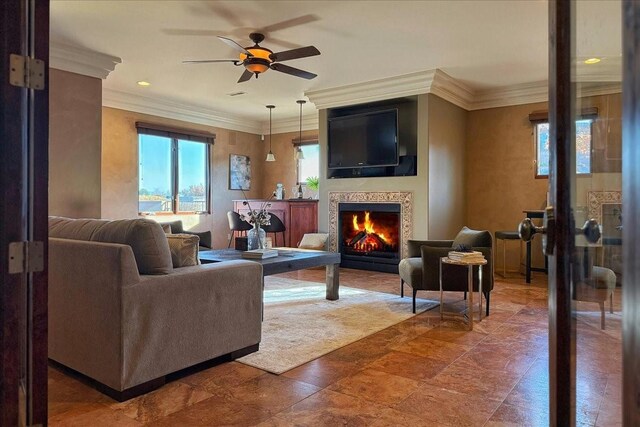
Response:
[[452, 226, 492, 248], [161, 223, 172, 234], [166, 233, 200, 267], [298, 233, 329, 250]]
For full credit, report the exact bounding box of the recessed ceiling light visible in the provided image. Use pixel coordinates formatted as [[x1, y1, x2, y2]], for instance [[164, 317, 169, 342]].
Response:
[[584, 58, 601, 64], [137, 80, 151, 87]]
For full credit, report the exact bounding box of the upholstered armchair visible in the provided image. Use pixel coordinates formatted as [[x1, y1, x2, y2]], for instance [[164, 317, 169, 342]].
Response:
[[399, 227, 494, 314]]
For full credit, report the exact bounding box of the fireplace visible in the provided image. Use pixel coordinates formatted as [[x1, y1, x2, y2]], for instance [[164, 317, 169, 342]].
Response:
[[338, 203, 401, 273]]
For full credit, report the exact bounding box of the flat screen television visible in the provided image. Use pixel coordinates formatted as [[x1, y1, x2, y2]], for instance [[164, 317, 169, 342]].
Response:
[[328, 109, 398, 169]]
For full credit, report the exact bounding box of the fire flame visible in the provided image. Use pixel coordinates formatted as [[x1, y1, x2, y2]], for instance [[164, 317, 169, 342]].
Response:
[[352, 211, 387, 242]]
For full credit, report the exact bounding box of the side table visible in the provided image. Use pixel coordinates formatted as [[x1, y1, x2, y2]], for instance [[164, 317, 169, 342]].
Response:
[[439, 257, 487, 330]]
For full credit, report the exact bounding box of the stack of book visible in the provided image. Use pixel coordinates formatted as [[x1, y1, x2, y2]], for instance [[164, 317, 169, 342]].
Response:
[[448, 251, 485, 263], [242, 249, 279, 260]]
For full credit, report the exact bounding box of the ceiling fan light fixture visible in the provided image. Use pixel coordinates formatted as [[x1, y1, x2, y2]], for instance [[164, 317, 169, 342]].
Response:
[[241, 45, 273, 76]]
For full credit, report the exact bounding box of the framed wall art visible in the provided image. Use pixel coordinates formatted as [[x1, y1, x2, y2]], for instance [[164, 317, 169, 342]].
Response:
[[229, 154, 251, 190]]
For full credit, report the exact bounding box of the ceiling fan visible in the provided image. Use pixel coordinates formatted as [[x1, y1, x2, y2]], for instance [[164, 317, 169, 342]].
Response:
[[183, 32, 320, 83]]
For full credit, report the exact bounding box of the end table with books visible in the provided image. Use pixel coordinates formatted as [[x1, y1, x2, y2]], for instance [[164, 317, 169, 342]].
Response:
[[439, 251, 487, 330]]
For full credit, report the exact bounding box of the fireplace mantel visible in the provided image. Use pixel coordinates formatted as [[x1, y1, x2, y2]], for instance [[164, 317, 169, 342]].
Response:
[[328, 191, 413, 258]]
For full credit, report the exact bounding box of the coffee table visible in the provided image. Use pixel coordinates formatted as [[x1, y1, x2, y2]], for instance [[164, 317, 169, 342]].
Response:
[[199, 249, 341, 300]]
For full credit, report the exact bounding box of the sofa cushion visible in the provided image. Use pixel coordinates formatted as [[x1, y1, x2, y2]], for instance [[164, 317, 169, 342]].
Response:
[[452, 226, 492, 249], [166, 234, 200, 267], [398, 257, 422, 286], [49, 216, 173, 275]]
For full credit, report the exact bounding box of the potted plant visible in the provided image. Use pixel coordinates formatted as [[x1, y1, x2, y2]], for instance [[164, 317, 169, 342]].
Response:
[[306, 176, 319, 199]]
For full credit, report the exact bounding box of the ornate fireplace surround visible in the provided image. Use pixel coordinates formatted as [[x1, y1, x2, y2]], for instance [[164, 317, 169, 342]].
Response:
[[328, 191, 413, 258], [587, 190, 622, 223]]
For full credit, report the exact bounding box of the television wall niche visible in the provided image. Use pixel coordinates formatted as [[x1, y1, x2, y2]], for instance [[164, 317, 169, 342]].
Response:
[[327, 96, 418, 179]]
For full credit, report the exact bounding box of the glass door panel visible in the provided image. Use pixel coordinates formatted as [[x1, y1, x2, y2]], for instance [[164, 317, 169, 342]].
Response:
[[572, 1, 622, 425]]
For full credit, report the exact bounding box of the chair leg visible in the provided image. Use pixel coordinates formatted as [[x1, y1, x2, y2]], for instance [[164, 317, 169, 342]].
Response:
[[227, 232, 234, 248], [463, 291, 467, 300], [600, 301, 606, 330], [610, 292, 614, 314], [485, 292, 490, 317], [400, 279, 404, 298], [502, 238, 507, 278], [412, 288, 417, 314]]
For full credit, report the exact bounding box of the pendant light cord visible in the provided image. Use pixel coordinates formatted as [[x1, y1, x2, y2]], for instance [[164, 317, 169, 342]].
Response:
[[269, 106, 273, 152]]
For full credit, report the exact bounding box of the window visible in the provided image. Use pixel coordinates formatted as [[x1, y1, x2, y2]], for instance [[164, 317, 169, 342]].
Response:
[[297, 143, 320, 184], [137, 123, 213, 214], [535, 119, 593, 177]]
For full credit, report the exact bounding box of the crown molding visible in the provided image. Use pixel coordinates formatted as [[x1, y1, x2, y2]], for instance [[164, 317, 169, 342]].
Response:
[[261, 113, 320, 134], [50, 42, 121, 80], [306, 68, 621, 113], [429, 70, 475, 110], [471, 81, 549, 110], [102, 88, 263, 134], [305, 69, 475, 111], [470, 80, 621, 110], [306, 70, 437, 110]]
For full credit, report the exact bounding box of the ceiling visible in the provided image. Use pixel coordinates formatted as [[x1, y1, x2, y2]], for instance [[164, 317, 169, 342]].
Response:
[[50, 1, 622, 124]]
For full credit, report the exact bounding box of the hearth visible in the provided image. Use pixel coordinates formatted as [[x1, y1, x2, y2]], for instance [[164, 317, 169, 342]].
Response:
[[338, 202, 401, 273]]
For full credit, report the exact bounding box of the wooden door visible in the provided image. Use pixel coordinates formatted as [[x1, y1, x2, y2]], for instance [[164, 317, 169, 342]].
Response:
[[0, 0, 49, 424]]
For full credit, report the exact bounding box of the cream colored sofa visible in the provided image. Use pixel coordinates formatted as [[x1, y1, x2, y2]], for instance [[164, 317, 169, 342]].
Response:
[[48, 216, 263, 400]]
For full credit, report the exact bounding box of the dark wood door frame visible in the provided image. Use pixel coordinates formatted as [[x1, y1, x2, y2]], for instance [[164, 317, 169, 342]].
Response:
[[0, 0, 49, 424], [622, 2, 640, 425], [548, 1, 575, 425]]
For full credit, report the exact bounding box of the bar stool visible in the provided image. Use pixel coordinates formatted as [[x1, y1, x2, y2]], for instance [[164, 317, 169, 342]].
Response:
[[495, 231, 522, 278]]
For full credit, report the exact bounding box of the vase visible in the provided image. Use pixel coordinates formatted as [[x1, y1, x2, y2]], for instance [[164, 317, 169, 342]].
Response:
[[247, 223, 266, 250]]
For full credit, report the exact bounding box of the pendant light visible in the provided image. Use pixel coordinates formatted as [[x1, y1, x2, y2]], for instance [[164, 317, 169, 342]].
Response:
[[265, 105, 276, 162], [295, 100, 306, 160]]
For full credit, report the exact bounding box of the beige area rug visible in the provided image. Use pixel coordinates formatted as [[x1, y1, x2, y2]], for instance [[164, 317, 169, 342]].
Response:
[[237, 277, 438, 374]]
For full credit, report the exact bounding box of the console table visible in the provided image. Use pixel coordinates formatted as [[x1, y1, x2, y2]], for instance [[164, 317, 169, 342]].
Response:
[[234, 199, 318, 247]]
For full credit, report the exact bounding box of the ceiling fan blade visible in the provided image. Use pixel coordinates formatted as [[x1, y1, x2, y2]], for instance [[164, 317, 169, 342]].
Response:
[[182, 59, 240, 64], [237, 69, 254, 83], [258, 14, 320, 33], [207, 3, 245, 28], [162, 29, 220, 36], [265, 37, 301, 50], [270, 63, 317, 80], [270, 46, 320, 62], [217, 36, 252, 56]]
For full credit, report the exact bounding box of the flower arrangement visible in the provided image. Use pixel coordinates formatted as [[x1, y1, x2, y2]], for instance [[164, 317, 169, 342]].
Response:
[[240, 191, 273, 227]]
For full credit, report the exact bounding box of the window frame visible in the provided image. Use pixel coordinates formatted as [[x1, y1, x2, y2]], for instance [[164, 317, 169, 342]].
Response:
[[533, 119, 594, 179], [293, 139, 319, 185], [137, 123, 214, 215]]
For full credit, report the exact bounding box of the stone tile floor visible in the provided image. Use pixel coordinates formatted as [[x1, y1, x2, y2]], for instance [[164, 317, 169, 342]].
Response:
[[48, 268, 623, 426]]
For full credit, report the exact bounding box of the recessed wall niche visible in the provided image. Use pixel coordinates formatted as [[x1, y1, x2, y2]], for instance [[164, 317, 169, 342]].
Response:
[[326, 96, 418, 179]]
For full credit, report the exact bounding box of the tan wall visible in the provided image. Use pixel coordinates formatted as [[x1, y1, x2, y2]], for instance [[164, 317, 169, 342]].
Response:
[[49, 69, 102, 218], [101, 107, 264, 248], [428, 94, 468, 239], [466, 93, 622, 271], [261, 129, 318, 199], [318, 94, 430, 238]]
